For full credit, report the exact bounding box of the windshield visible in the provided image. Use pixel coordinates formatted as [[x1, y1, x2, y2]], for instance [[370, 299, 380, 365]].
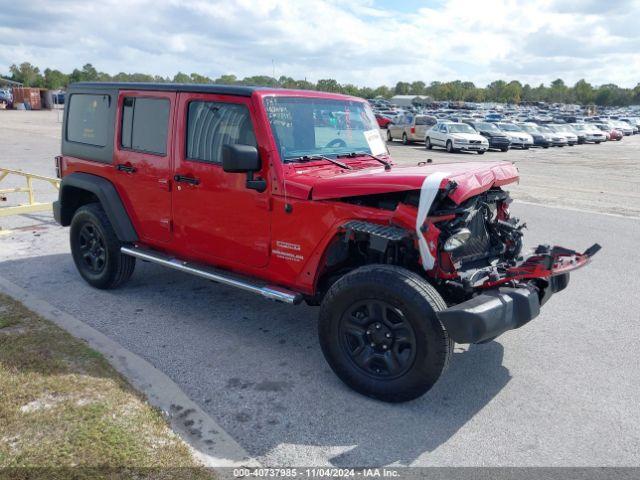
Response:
[[476, 122, 500, 132], [519, 124, 539, 133], [448, 123, 476, 134], [264, 96, 386, 161], [498, 123, 522, 132]]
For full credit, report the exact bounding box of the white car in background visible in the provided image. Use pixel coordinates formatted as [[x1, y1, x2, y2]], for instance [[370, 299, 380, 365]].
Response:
[[612, 120, 634, 136], [495, 122, 534, 149], [570, 123, 607, 143], [425, 121, 489, 154], [547, 124, 578, 146]]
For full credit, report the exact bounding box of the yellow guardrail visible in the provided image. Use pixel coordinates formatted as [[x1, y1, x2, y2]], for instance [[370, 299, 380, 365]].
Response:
[[0, 168, 60, 217]]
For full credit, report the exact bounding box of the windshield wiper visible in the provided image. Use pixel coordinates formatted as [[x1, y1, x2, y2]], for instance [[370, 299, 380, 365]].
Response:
[[337, 151, 392, 170], [285, 155, 352, 170]]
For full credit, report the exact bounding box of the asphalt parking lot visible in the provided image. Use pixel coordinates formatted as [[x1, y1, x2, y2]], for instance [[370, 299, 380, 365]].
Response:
[[1, 111, 639, 467]]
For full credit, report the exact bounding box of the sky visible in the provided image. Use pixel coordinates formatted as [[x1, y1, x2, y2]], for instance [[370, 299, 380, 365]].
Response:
[[1, 0, 639, 88]]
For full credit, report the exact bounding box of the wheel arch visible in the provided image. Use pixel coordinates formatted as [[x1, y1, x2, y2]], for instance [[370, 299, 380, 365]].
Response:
[[55, 172, 138, 242], [305, 220, 417, 305]]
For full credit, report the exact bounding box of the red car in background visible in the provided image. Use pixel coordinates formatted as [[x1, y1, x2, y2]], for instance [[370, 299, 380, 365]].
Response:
[[375, 113, 393, 129]]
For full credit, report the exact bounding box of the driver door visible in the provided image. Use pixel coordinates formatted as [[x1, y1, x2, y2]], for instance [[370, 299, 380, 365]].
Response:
[[171, 92, 270, 268]]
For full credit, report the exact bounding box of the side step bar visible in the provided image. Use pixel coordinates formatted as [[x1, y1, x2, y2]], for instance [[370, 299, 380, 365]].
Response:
[[121, 246, 303, 305]]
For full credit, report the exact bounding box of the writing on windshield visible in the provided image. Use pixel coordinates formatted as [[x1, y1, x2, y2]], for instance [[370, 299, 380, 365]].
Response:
[[264, 96, 386, 161]]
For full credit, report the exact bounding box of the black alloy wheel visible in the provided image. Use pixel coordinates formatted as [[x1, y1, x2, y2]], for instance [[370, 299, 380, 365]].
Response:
[[78, 223, 107, 274], [339, 299, 417, 380]]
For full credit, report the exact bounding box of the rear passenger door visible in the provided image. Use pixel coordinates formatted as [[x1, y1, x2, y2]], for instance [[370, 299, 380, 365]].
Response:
[[114, 91, 175, 244]]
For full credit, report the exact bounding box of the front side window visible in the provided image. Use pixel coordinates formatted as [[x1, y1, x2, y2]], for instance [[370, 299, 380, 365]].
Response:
[[263, 96, 386, 161], [187, 101, 256, 163], [67, 94, 110, 146], [121, 97, 170, 155]]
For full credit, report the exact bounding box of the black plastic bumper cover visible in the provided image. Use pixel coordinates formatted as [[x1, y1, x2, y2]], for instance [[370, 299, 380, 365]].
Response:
[[437, 274, 569, 344]]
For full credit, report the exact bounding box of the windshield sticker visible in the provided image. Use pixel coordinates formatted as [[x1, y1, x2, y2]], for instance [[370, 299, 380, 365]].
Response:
[[364, 129, 387, 156]]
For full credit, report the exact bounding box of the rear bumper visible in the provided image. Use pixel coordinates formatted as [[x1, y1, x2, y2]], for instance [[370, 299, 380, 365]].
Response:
[[438, 274, 568, 344]]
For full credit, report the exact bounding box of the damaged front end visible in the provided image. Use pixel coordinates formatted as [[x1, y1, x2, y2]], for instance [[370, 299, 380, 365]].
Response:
[[331, 178, 599, 344], [418, 185, 601, 343]]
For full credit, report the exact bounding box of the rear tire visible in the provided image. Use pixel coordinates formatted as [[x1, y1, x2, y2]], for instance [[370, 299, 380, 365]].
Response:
[[70, 203, 136, 289], [318, 265, 453, 403]]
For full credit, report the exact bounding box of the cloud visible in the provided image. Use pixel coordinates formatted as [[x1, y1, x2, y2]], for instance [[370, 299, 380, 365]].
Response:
[[0, 0, 639, 87]]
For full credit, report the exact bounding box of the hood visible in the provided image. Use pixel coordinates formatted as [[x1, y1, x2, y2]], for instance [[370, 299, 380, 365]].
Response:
[[451, 133, 487, 141], [283, 161, 519, 204]]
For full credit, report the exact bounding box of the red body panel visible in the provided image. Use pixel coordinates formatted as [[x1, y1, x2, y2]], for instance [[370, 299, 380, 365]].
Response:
[[60, 87, 521, 296]]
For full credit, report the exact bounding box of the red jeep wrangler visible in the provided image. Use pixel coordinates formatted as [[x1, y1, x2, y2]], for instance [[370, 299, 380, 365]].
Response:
[[54, 83, 599, 402]]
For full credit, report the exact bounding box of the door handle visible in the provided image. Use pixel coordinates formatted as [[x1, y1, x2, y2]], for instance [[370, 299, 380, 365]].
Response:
[[116, 163, 136, 174], [173, 174, 200, 186]]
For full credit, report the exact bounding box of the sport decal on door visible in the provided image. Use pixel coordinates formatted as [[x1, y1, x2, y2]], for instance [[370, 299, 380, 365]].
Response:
[[273, 240, 304, 262]]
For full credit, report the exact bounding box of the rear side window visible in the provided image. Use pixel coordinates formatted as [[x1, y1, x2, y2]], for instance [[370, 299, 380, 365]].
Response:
[[121, 97, 170, 155], [186, 101, 256, 163], [66, 94, 110, 146]]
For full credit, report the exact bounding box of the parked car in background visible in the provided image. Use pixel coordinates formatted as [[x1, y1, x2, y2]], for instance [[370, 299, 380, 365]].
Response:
[[570, 124, 607, 144], [517, 123, 552, 148], [387, 115, 437, 144], [0, 89, 12, 109], [612, 120, 633, 136], [375, 114, 393, 129], [594, 123, 622, 141], [563, 124, 586, 144], [485, 112, 503, 122], [495, 122, 534, 149], [547, 124, 578, 146], [425, 121, 489, 154], [464, 121, 511, 151], [536, 125, 568, 146]]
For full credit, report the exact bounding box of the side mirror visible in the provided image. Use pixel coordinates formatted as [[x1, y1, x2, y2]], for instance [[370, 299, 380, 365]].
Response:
[[222, 144, 261, 173], [221, 144, 266, 192]]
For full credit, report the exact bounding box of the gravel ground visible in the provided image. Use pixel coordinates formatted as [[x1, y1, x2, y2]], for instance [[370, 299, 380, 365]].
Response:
[[1, 110, 639, 467]]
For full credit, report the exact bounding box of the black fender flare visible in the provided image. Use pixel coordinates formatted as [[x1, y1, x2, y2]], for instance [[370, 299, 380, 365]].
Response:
[[53, 172, 138, 242]]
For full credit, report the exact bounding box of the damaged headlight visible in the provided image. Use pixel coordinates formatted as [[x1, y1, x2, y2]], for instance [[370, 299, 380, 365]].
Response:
[[443, 228, 472, 252]]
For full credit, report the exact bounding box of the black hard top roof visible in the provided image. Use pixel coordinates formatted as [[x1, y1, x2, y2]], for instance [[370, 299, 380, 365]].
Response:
[[69, 82, 262, 97]]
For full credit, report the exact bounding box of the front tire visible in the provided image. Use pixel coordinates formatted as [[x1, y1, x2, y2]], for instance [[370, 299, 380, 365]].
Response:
[[425, 137, 432, 150], [402, 133, 409, 145], [446, 140, 454, 153], [70, 203, 136, 289], [387, 129, 393, 142], [318, 265, 453, 403]]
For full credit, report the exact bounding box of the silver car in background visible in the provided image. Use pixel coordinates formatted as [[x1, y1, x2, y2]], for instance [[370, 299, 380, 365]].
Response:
[[425, 121, 489, 154], [495, 122, 534, 149], [547, 124, 578, 145], [570, 124, 607, 143]]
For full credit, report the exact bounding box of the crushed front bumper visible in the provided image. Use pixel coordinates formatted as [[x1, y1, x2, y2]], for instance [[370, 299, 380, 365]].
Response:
[[438, 276, 567, 344], [437, 243, 601, 344]]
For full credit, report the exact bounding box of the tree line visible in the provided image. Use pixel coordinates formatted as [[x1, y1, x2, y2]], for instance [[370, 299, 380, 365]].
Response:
[[4, 62, 640, 107]]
